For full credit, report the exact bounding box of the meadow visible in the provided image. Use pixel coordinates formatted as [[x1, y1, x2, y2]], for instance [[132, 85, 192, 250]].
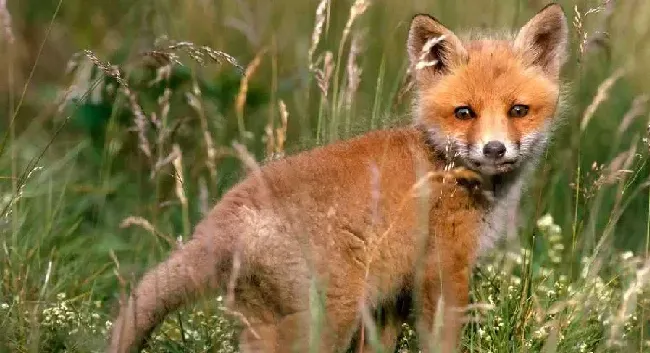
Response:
[[1, 0, 650, 352]]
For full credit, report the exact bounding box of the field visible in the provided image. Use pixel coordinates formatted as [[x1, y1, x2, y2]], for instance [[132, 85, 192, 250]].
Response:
[[1, 0, 650, 352]]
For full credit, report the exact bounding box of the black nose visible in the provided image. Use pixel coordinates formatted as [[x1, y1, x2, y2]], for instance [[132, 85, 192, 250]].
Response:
[[483, 141, 506, 159]]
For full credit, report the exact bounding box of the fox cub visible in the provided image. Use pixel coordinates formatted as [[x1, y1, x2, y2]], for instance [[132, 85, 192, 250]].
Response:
[[108, 3, 568, 353]]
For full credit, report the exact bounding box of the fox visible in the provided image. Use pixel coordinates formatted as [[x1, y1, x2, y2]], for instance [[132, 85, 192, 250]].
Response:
[[108, 3, 568, 353]]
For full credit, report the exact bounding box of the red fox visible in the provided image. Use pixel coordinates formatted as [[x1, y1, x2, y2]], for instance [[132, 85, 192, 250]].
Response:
[[108, 3, 567, 353]]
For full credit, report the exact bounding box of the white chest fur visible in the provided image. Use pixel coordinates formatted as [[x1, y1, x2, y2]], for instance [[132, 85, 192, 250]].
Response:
[[477, 175, 525, 256]]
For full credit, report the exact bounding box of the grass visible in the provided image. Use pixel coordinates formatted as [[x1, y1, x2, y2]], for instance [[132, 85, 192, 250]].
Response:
[[1, 0, 650, 352]]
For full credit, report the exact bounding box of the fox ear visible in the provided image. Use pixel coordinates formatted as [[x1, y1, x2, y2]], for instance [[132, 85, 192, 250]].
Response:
[[514, 4, 568, 78], [407, 14, 467, 82]]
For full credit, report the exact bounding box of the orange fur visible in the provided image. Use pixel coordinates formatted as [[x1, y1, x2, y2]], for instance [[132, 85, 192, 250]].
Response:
[[107, 4, 568, 353]]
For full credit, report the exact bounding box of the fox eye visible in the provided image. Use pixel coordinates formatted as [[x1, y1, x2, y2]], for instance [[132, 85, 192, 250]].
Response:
[[509, 104, 529, 118], [454, 106, 476, 120]]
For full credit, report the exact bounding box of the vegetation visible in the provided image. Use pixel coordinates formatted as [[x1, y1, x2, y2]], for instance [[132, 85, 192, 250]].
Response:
[[1, 0, 650, 352]]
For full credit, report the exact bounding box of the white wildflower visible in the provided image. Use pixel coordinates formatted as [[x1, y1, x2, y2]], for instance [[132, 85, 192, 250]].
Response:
[[620, 251, 634, 261]]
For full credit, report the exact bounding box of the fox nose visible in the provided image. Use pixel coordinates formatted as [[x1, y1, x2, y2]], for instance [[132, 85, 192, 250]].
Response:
[[483, 141, 506, 159]]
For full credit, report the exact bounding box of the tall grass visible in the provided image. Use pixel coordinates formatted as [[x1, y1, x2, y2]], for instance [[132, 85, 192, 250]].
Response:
[[1, 0, 650, 352]]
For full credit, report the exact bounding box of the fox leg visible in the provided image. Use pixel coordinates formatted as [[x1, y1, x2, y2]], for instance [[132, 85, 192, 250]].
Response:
[[438, 268, 469, 353], [359, 314, 402, 353], [414, 267, 469, 353], [359, 297, 414, 353], [238, 312, 312, 353], [239, 302, 361, 353], [323, 301, 368, 353], [239, 323, 279, 353], [413, 277, 441, 353]]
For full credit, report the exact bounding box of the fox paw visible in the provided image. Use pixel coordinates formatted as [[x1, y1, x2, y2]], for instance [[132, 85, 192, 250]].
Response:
[[433, 167, 483, 187], [448, 167, 496, 202], [447, 167, 483, 185]]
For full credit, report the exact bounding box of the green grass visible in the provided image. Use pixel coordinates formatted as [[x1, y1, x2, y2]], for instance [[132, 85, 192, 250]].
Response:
[[1, 0, 650, 352]]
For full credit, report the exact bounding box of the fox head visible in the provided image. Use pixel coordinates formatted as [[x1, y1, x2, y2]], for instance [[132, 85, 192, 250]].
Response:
[[408, 4, 568, 176]]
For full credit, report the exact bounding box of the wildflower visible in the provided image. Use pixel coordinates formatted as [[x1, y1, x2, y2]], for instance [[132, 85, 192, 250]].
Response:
[[578, 342, 588, 352], [536, 213, 554, 228], [620, 251, 634, 261]]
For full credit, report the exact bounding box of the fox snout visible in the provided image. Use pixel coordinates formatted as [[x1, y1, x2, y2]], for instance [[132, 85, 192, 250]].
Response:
[[482, 141, 506, 159], [468, 139, 520, 175]]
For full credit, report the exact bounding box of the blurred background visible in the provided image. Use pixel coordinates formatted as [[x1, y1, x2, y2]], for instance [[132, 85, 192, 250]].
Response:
[[1, 0, 649, 351]]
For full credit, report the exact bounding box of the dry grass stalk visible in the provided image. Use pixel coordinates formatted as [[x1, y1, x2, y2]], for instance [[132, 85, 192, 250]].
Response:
[[571, 146, 634, 201], [357, 297, 379, 353], [109, 249, 128, 291], [58, 57, 97, 115], [584, 1, 612, 16], [618, 94, 649, 136], [203, 130, 218, 180], [594, 158, 633, 191], [308, 0, 331, 71], [150, 65, 174, 179], [235, 48, 267, 140], [341, 0, 370, 52], [120, 216, 175, 246], [584, 1, 614, 55], [198, 177, 209, 216], [156, 88, 172, 128], [30, 257, 54, 344], [572, 5, 589, 58], [187, 83, 218, 182], [83, 50, 129, 88], [264, 124, 275, 159], [580, 68, 625, 131], [0, 0, 14, 44], [264, 100, 289, 160], [224, 0, 269, 49], [172, 144, 187, 210], [218, 144, 263, 340], [147, 63, 175, 179], [394, 68, 415, 108], [222, 237, 260, 340], [151, 149, 181, 179], [464, 303, 496, 312], [84, 50, 152, 159], [232, 142, 262, 176], [344, 32, 364, 110], [144, 38, 243, 73], [573, 1, 612, 59], [608, 259, 650, 347], [172, 143, 192, 241], [0, 166, 41, 221], [149, 61, 173, 88], [315, 51, 334, 100], [615, 140, 639, 202], [275, 100, 289, 156], [335, 0, 369, 120]]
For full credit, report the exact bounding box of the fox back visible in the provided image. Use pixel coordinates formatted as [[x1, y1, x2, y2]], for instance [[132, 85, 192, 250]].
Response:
[[108, 4, 568, 353]]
